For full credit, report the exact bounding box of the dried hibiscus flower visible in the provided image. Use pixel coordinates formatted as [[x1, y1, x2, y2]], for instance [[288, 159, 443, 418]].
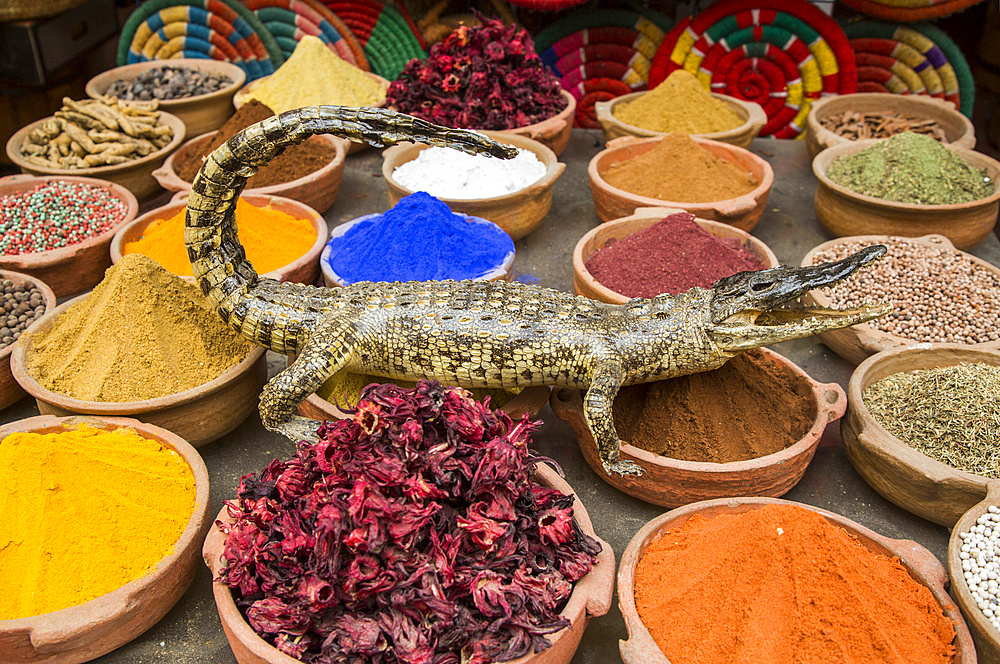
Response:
[[215, 380, 601, 664], [387, 17, 567, 131]]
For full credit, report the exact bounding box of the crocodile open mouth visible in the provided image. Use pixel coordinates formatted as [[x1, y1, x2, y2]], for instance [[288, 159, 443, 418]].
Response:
[[737, 304, 891, 328]]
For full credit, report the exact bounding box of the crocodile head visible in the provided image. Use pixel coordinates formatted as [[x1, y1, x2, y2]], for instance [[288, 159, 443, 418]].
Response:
[[707, 245, 891, 352]]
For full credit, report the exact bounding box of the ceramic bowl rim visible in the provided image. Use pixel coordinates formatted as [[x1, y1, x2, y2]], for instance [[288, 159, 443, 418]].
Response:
[[596, 91, 765, 141], [85, 58, 247, 108]]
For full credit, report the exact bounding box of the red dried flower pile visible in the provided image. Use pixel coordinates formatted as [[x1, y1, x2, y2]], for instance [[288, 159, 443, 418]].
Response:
[[216, 380, 601, 664], [387, 18, 567, 130]]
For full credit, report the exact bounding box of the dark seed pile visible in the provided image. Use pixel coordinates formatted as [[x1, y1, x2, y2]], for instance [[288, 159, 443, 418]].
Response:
[[106, 65, 233, 101], [1, 280, 46, 349]]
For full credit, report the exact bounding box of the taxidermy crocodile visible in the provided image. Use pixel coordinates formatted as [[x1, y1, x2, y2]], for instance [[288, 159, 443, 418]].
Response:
[[184, 106, 889, 476]]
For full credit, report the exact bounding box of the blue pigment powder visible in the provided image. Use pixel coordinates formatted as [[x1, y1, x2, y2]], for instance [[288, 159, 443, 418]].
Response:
[[325, 192, 514, 284]]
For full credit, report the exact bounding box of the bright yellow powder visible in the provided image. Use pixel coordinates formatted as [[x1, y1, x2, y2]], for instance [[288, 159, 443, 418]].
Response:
[[614, 70, 743, 134], [0, 425, 196, 619], [247, 35, 386, 113], [123, 198, 316, 277]]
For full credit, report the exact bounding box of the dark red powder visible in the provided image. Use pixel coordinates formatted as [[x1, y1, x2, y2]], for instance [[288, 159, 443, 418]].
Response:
[[585, 213, 767, 298]]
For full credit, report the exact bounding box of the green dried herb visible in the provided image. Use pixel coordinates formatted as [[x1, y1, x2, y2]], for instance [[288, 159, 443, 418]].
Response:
[[863, 363, 1000, 477]]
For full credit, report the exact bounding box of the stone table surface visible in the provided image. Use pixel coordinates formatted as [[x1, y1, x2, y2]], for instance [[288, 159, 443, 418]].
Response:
[[4, 129, 999, 663]]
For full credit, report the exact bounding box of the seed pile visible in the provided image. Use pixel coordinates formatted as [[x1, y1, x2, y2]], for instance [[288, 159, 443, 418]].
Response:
[[392, 146, 546, 199], [809, 237, 1000, 344], [106, 65, 233, 100], [1, 280, 46, 350], [863, 363, 1000, 477], [19, 97, 174, 169], [958, 507, 1000, 629], [0, 180, 129, 255], [820, 110, 947, 142]]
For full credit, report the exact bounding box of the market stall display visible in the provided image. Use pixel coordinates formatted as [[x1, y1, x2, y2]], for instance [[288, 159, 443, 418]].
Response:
[[243, 0, 367, 67], [319, 0, 426, 80]]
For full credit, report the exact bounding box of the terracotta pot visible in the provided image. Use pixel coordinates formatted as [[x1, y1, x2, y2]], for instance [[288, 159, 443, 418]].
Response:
[[950, 481, 1000, 664], [320, 212, 515, 287], [843, 344, 1000, 527], [234, 72, 389, 154], [11, 294, 267, 447], [85, 59, 246, 137], [6, 112, 187, 201], [0, 414, 211, 664], [595, 91, 767, 148], [110, 193, 327, 285], [381, 131, 565, 241], [0, 270, 56, 411], [588, 135, 773, 231], [153, 131, 347, 213], [805, 92, 976, 158], [203, 462, 615, 664], [618, 497, 975, 664], [572, 206, 780, 304], [549, 347, 845, 507], [812, 139, 1000, 249], [801, 234, 1000, 365], [501, 90, 576, 157], [0, 174, 139, 297]]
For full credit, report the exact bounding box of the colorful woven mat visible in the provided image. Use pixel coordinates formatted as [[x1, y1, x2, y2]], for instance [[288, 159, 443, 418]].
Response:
[[320, 0, 425, 79], [650, 0, 857, 138], [243, 0, 368, 69], [118, 0, 285, 80], [844, 20, 974, 117], [837, 0, 985, 22]]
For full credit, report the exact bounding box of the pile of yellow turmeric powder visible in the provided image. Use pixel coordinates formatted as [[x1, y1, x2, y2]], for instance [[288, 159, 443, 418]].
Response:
[[0, 425, 195, 619], [614, 70, 744, 134]]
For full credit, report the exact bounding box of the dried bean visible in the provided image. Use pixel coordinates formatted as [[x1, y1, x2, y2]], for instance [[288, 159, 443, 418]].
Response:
[[106, 65, 232, 101], [0, 280, 46, 349]]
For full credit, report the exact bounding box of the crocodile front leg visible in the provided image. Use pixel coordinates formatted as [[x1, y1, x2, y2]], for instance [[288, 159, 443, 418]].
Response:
[[260, 313, 362, 443], [585, 356, 644, 477]]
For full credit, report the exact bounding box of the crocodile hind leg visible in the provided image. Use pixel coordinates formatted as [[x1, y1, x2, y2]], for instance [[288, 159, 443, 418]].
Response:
[[259, 313, 361, 443], [584, 359, 644, 477]]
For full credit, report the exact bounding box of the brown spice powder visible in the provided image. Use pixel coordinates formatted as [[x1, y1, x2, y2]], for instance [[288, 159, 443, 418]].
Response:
[[613, 349, 816, 462]]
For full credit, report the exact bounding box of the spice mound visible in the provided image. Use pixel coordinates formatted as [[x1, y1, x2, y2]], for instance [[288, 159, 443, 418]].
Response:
[[217, 380, 602, 664], [123, 197, 315, 276], [25, 253, 255, 402], [585, 212, 766, 298], [325, 191, 514, 284], [176, 99, 337, 188], [810, 237, 1000, 344], [958, 507, 1000, 630], [634, 505, 956, 664], [826, 131, 993, 205], [614, 349, 815, 463], [820, 109, 947, 142], [107, 64, 233, 100], [387, 18, 566, 130], [1, 279, 47, 349], [245, 35, 385, 114], [392, 146, 547, 199], [613, 70, 743, 134], [602, 132, 758, 203], [19, 96, 174, 169], [1, 180, 130, 255], [864, 363, 1000, 478], [0, 425, 195, 620]]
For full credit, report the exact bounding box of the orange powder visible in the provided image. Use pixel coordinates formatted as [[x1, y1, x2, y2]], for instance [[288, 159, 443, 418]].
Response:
[[123, 198, 316, 276], [634, 505, 955, 664]]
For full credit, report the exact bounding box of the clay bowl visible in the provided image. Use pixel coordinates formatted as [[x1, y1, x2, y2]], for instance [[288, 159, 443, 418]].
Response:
[[320, 212, 515, 287], [500, 89, 576, 158], [572, 206, 780, 304], [588, 135, 774, 231], [842, 344, 1000, 527], [153, 131, 347, 212], [10, 294, 267, 446], [805, 92, 976, 158], [0, 270, 56, 411], [85, 58, 246, 137], [595, 91, 767, 148], [618, 497, 975, 664], [0, 414, 211, 664], [381, 131, 565, 240], [110, 193, 328, 285], [950, 482, 1000, 664], [6, 111, 186, 201], [800, 234, 1000, 365], [813, 139, 1000, 249], [0, 174, 139, 297], [234, 72, 389, 154], [203, 461, 615, 664], [549, 347, 846, 507]]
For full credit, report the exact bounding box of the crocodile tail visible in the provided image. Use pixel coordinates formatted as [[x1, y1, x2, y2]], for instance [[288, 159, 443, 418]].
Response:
[[183, 105, 517, 353]]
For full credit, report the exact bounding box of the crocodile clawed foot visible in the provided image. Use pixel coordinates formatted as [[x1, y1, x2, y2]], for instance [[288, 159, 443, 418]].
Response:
[[268, 416, 321, 444], [602, 458, 645, 477]]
